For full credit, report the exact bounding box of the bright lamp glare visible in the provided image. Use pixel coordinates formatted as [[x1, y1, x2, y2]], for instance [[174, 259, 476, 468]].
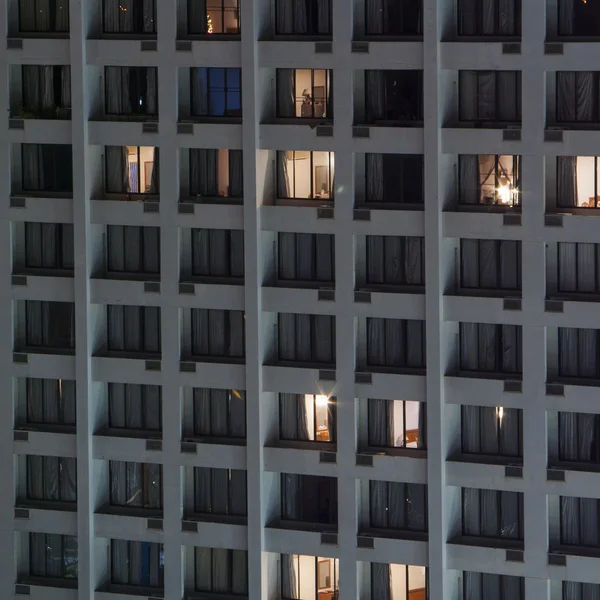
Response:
[[315, 395, 329, 407]]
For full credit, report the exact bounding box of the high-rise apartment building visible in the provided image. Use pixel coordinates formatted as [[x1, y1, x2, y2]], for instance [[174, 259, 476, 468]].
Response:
[[1, 0, 599, 599]]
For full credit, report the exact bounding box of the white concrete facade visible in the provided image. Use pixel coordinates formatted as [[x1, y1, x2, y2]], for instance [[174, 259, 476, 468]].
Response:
[[0, 0, 598, 599]]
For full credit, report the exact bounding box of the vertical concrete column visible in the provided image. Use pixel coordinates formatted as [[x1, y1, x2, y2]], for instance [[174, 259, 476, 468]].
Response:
[[240, 1, 266, 599], [0, 3, 16, 597], [69, 2, 95, 597], [332, 1, 358, 598], [156, 4, 184, 598], [422, 0, 447, 597]]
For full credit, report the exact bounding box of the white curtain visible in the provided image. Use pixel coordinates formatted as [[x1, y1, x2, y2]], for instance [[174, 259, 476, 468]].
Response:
[[109, 383, 161, 431], [111, 540, 163, 587], [191, 228, 244, 277], [194, 467, 247, 515], [107, 305, 161, 353], [281, 554, 298, 599], [191, 309, 245, 358], [193, 388, 246, 438], [107, 225, 160, 274]]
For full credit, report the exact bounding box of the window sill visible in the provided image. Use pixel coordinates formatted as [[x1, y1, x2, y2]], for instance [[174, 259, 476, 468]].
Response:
[[182, 435, 246, 447], [16, 499, 77, 512], [355, 201, 424, 211], [359, 446, 427, 459], [97, 271, 160, 282], [15, 267, 74, 278], [271, 279, 335, 290], [185, 591, 248, 600], [453, 370, 522, 382], [182, 116, 242, 125], [451, 121, 522, 130], [101, 583, 164, 597], [13, 32, 69, 39], [18, 577, 77, 590], [548, 291, 600, 303], [356, 34, 423, 42], [180, 33, 241, 41], [267, 117, 334, 126], [549, 375, 600, 389], [272, 439, 337, 452], [16, 423, 76, 435], [99, 505, 163, 519], [95, 33, 157, 40], [181, 195, 243, 206], [268, 518, 338, 533], [16, 346, 75, 356], [448, 453, 522, 467], [98, 428, 162, 441], [15, 190, 73, 199], [274, 198, 334, 207], [357, 283, 424, 295], [181, 275, 244, 286], [550, 544, 600, 559], [183, 355, 246, 366], [454, 204, 521, 213], [448, 34, 521, 42], [98, 114, 158, 122], [268, 359, 336, 371], [452, 288, 521, 299], [96, 350, 162, 361], [359, 120, 424, 128], [271, 34, 332, 41], [359, 365, 426, 377], [359, 527, 427, 542], [183, 513, 247, 527], [451, 535, 523, 551], [550, 460, 600, 474], [99, 194, 160, 203]]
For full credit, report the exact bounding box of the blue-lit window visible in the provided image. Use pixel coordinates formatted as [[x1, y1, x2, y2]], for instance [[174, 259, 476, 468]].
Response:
[[191, 68, 242, 117], [111, 540, 164, 587]]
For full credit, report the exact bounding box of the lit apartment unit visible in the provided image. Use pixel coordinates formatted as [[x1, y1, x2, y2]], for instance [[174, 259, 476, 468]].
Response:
[[2, 0, 600, 600]]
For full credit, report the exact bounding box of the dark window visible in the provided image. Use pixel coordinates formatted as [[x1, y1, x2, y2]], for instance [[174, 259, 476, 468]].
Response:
[[460, 239, 521, 290], [278, 232, 334, 283], [559, 411, 600, 463], [277, 151, 335, 200], [27, 456, 77, 502], [195, 548, 248, 594], [459, 71, 521, 123], [107, 305, 161, 354], [189, 149, 243, 198], [558, 243, 600, 293], [193, 388, 246, 439], [366, 236, 424, 286], [462, 406, 522, 457], [109, 461, 162, 509], [191, 229, 244, 279], [367, 399, 426, 449], [25, 301, 75, 349], [26, 378, 76, 426], [191, 68, 242, 117], [22, 144, 73, 193], [365, 70, 423, 123], [281, 473, 337, 525], [188, 0, 240, 34], [108, 383, 162, 432], [558, 0, 600, 36], [104, 67, 158, 116], [562, 582, 600, 600], [558, 327, 600, 379], [369, 481, 427, 531], [458, 154, 521, 206], [194, 467, 247, 516], [276, 69, 333, 119], [30, 533, 78, 579], [191, 309, 245, 358], [279, 393, 336, 443], [464, 572, 523, 600], [560, 496, 600, 546], [21, 66, 71, 118], [365, 154, 424, 205], [462, 488, 524, 540], [19, 0, 70, 33], [278, 313, 336, 364], [107, 225, 160, 275], [111, 540, 164, 587], [103, 0, 156, 34], [366, 318, 426, 369], [24, 222, 74, 270], [459, 323, 522, 374], [365, 0, 422, 35], [457, 0, 520, 36], [274, 0, 331, 35]]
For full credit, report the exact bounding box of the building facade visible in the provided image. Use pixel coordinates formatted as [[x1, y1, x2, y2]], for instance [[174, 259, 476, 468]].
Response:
[[0, 0, 597, 599]]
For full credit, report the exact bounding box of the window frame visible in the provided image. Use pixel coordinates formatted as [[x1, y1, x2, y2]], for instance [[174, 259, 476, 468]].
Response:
[[106, 225, 160, 276], [26, 378, 76, 427], [25, 300, 75, 349], [366, 318, 426, 369], [277, 313, 336, 364], [274, 0, 332, 35], [193, 466, 247, 516], [557, 156, 600, 208], [104, 66, 158, 117], [370, 564, 429, 600], [278, 393, 337, 443], [277, 232, 335, 283], [29, 533, 78, 579], [106, 305, 161, 354], [557, 242, 600, 293], [187, 0, 241, 34], [108, 383, 162, 432], [105, 146, 158, 196], [102, 0, 156, 34], [19, 0, 70, 33], [364, 0, 423, 36], [192, 387, 246, 439], [21, 143, 73, 193], [461, 488, 524, 540], [280, 473, 338, 524], [364, 153, 425, 205], [21, 65, 70, 116], [26, 455, 77, 502], [190, 309, 246, 359], [191, 228, 244, 279], [559, 496, 600, 546], [364, 69, 424, 124], [110, 540, 164, 586], [463, 572, 524, 600], [558, 327, 600, 379], [365, 235, 425, 286], [459, 239, 522, 291], [456, 0, 521, 36], [367, 399, 427, 449], [194, 548, 248, 594], [459, 323, 523, 374], [281, 555, 340, 600], [190, 67, 242, 118], [275, 69, 332, 119], [108, 461, 163, 509], [24, 222, 74, 270], [368, 481, 428, 532], [276, 150, 335, 200], [558, 411, 600, 463]]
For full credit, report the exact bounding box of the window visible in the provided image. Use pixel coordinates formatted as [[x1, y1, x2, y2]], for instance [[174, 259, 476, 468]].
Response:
[[464, 572, 523, 600], [278, 313, 336, 364], [279, 394, 336, 442], [457, 0, 520, 36], [558, 327, 600, 378], [19, 0, 69, 33], [462, 406, 522, 457], [109, 383, 162, 432], [25, 301, 75, 349], [366, 236, 424, 286], [462, 488, 523, 540], [105, 67, 158, 116], [111, 540, 163, 587], [277, 151, 334, 200], [191, 309, 245, 358], [558, 243, 600, 293], [21, 66, 71, 118], [24, 222, 74, 270], [364, 70, 423, 123], [559, 412, 600, 463], [27, 456, 76, 502], [105, 146, 159, 194], [107, 225, 160, 275], [276, 69, 332, 119], [192, 388, 246, 439], [26, 378, 76, 426], [458, 154, 521, 206], [22, 143, 73, 193], [281, 474, 337, 524], [103, 0, 156, 33], [107, 305, 161, 354], [281, 555, 339, 600], [368, 399, 426, 449], [563, 581, 600, 600], [459, 71, 521, 123], [371, 564, 427, 600], [561, 496, 600, 546], [278, 233, 334, 283], [558, 0, 600, 36], [189, 0, 240, 34], [275, 0, 331, 35], [109, 461, 162, 509], [369, 481, 427, 531], [365, 154, 424, 205], [557, 72, 600, 124], [557, 156, 600, 208], [459, 323, 522, 374], [30, 533, 78, 579], [191, 68, 242, 117], [460, 239, 521, 291], [195, 548, 248, 595], [191, 229, 244, 278], [365, 0, 422, 35], [366, 318, 426, 369], [194, 467, 247, 516], [190, 149, 243, 198]]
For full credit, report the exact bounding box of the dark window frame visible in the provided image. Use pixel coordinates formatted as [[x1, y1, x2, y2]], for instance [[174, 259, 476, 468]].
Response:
[[276, 150, 335, 200], [559, 496, 600, 546], [459, 239, 522, 290], [106, 225, 160, 276], [463, 572, 524, 600], [191, 228, 244, 278], [558, 327, 600, 379], [26, 378, 76, 426], [26, 455, 77, 502], [367, 399, 427, 449], [104, 145, 159, 196], [557, 242, 600, 293], [370, 565, 429, 600], [459, 323, 523, 374], [557, 156, 600, 208], [365, 235, 425, 286], [110, 540, 164, 586], [368, 480, 428, 532], [461, 488, 524, 540], [274, 0, 332, 35], [21, 143, 73, 193], [108, 461, 163, 509], [275, 69, 332, 119], [102, 0, 156, 34], [21, 65, 70, 116], [364, 0, 423, 36], [558, 411, 600, 463], [108, 383, 162, 432], [190, 309, 246, 359], [19, 0, 70, 33], [280, 473, 338, 524], [364, 153, 425, 205], [364, 70, 424, 124], [25, 300, 75, 349], [460, 405, 523, 457], [29, 533, 78, 579], [190, 67, 242, 118], [24, 222, 74, 270], [277, 313, 336, 365], [282, 556, 339, 600], [457, 0, 521, 36], [194, 548, 248, 594], [277, 232, 335, 283], [278, 393, 337, 443], [104, 66, 158, 117], [366, 318, 426, 369], [193, 467, 247, 516], [192, 387, 246, 439], [187, 0, 241, 34], [106, 305, 161, 353]]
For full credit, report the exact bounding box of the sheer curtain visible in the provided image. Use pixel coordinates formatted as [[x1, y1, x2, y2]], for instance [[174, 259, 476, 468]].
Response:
[[190, 149, 217, 196], [559, 412, 596, 462], [463, 489, 522, 539], [277, 69, 296, 117], [105, 146, 129, 193], [281, 554, 298, 599], [557, 156, 578, 208], [366, 71, 386, 121], [371, 563, 392, 600], [277, 151, 291, 198], [280, 393, 310, 441], [368, 399, 393, 447], [561, 496, 599, 546], [27, 455, 77, 501], [366, 0, 385, 34], [366, 154, 384, 202]]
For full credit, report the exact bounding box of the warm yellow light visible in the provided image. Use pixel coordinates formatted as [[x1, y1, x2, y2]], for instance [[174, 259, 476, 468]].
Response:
[[207, 13, 213, 33], [497, 185, 512, 204], [315, 394, 329, 407], [497, 406, 504, 423]]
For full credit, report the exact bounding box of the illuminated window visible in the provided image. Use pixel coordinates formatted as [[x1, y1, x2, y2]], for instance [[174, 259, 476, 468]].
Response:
[[189, 0, 240, 34]]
